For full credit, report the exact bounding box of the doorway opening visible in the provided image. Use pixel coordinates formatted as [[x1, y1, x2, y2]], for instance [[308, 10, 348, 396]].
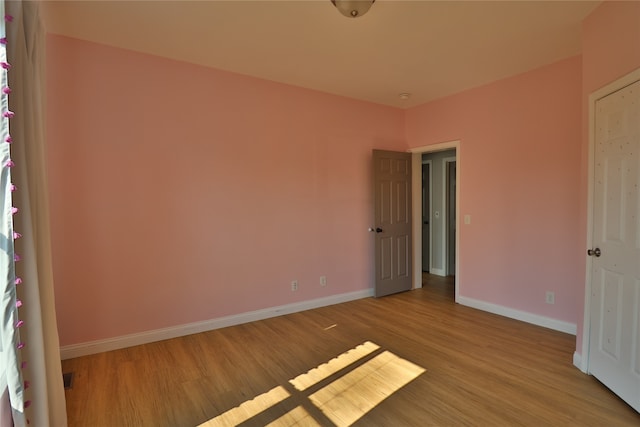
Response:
[[422, 273, 455, 301], [410, 141, 460, 302]]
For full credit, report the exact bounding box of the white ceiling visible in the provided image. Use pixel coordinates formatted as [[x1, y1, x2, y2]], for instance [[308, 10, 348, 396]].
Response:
[[41, 0, 601, 108]]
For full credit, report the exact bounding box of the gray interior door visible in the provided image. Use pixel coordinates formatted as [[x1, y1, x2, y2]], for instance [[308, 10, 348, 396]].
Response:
[[422, 163, 430, 272], [447, 161, 456, 275], [373, 150, 412, 297]]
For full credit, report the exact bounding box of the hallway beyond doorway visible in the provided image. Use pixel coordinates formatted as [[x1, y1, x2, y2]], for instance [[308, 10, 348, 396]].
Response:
[[422, 273, 454, 302]]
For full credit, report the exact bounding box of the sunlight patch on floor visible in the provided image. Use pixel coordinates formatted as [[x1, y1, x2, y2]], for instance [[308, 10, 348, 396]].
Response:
[[308, 350, 425, 426], [289, 341, 380, 392], [198, 341, 425, 427], [265, 406, 322, 427], [198, 386, 290, 427]]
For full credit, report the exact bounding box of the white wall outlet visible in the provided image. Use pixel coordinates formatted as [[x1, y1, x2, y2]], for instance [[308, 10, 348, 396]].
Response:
[[464, 214, 471, 225], [320, 276, 327, 286], [291, 280, 298, 291], [545, 291, 555, 304]]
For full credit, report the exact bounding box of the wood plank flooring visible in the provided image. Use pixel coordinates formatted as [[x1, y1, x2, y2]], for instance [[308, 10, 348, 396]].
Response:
[[62, 275, 640, 426]]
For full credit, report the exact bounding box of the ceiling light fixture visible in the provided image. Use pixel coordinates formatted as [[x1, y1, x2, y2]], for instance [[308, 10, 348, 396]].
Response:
[[399, 93, 411, 100], [331, 0, 376, 18]]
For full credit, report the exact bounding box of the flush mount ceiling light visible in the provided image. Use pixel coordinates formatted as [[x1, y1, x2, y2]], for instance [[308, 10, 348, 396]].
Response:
[[331, 0, 376, 18]]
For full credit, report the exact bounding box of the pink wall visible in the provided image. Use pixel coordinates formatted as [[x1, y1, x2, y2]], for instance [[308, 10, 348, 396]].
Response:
[[46, 2, 639, 350], [46, 35, 406, 346], [575, 1, 640, 355], [406, 56, 583, 324]]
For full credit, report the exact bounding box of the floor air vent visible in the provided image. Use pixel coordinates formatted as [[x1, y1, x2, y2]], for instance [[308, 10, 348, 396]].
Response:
[[63, 372, 74, 390]]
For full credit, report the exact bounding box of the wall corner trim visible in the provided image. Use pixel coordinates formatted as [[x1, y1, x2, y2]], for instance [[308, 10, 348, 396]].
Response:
[[59, 289, 374, 360], [457, 296, 577, 335], [573, 351, 588, 373]]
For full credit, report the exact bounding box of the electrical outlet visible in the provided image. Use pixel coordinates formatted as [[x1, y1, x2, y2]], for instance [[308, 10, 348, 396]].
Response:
[[545, 291, 555, 304], [291, 280, 298, 291], [320, 276, 327, 286]]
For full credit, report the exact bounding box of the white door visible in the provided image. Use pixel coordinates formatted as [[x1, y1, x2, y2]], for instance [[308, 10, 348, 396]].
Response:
[[588, 79, 640, 412]]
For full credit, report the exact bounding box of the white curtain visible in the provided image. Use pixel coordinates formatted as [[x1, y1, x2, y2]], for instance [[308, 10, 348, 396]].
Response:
[[0, 0, 20, 424], [4, 0, 67, 425]]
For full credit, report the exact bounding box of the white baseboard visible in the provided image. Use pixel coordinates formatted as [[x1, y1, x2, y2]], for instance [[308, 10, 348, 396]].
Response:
[[430, 268, 446, 277], [60, 289, 374, 360], [573, 351, 588, 373], [456, 296, 577, 335]]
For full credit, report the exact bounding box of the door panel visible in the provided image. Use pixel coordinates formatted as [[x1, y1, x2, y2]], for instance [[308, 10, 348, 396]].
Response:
[[373, 150, 412, 297], [588, 79, 640, 412]]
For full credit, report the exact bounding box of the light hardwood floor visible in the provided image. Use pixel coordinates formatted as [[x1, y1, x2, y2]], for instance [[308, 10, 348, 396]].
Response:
[[62, 275, 640, 426]]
